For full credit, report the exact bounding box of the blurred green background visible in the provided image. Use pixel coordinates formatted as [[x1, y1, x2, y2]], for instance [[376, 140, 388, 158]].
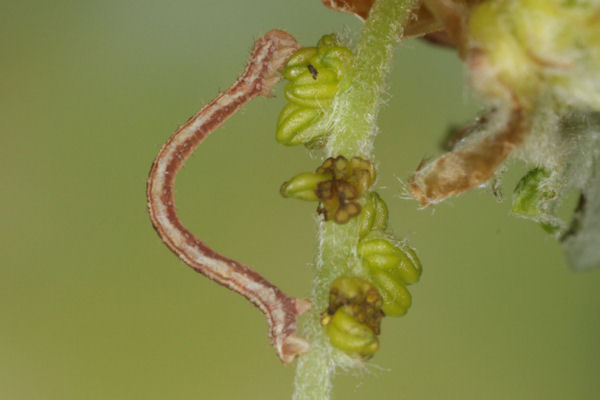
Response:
[[2, 1, 599, 399]]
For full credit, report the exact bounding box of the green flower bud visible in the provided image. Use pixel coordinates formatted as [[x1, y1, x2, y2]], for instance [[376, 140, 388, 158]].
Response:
[[291, 69, 338, 86], [329, 275, 381, 309], [276, 103, 324, 146], [282, 65, 310, 81], [323, 306, 379, 358], [281, 157, 375, 224], [369, 271, 412, 317], [285, 82, 339, 108], [357, 235, 422, 285], [321, 47, 353, 77], [283, 48, 319, 76], [401, 246, 423, 284], [359, 192, 389, 238], [276, 34, 353, 146], [356, 233, 422, 317], [321, 276, 384, 358], [314, 156, 376, 224], [316, 33, 338, 49], [280, 172, 332, 201]]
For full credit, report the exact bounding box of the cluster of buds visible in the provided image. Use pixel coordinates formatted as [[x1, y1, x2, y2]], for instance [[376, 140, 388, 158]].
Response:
[[276, 34, 353, 146], [280, 156, 376, 224], [357, 234, 422, 316], [357, 194, 422, 317], [320, 276, 384, 359], [320, 193, 422, 358]]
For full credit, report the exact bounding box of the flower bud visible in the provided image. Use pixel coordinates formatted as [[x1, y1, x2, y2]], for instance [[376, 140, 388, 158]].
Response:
[[281, 156, 375, 224], [283, 48, 319, 78], [369, 270, 412, 317], [321, 276, 384, 358], [314, 156, 376, 224], [359, 192, 389, 238], [276, 34, 353, 146], [280, 172, 332, 201], [323, 306, 379, 358], [328, 275, 382, 311], [357, 235, 422, 285], [285, 81, 339, 108], [276, 103, 324, 146], [321, 47, 353, 79]]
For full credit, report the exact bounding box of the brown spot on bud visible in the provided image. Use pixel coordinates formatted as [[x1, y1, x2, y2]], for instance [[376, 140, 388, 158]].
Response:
[[323, 276, 384, 335], [314, 156, 376, 224]]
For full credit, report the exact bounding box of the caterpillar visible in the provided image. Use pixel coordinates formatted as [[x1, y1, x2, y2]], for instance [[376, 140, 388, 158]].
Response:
[[146, 30, 310, 364]]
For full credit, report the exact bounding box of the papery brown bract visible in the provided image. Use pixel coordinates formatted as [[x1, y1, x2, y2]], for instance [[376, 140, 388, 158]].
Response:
[[321, 0, 374, 20]]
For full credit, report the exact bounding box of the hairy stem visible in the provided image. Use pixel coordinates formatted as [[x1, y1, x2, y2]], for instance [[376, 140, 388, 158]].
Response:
[[326, 0, 418, 159], [293, 0, 418, 399]]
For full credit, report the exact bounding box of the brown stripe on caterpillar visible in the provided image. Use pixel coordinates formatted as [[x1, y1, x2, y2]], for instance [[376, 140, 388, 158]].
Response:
[[147, 30, 311, 363]]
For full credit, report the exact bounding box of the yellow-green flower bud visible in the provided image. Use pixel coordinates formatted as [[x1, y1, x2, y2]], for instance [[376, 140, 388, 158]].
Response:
[[276, 34, 353, 146], [369, 270, 412, 317], [321, 47, 353, 78], [357, 235, 422, 285], [290, 68, 338, 86], [285, 81, 339, 108], [314, 156, 376, 224], [401, 246, 423, 284], [280, 172, 332, 201], [316, 33, 338, 50], [329, 275, 375, 302], [359, 192, 389, 238], [323, 306, 379, 358], [283, 48, 319, 78], [276, 103, 323, 145], [356, 233, 422, 317], [280, 157, 375, 224], [321, 276, 384, 358]]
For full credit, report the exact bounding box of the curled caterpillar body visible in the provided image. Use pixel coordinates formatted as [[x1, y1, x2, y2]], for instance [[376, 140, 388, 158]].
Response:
[[147, 30, 310, 364]]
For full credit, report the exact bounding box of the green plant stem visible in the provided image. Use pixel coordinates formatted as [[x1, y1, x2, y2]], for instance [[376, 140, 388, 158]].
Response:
[[326, 0, 418, 159], [292, 1, 418, 399]]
